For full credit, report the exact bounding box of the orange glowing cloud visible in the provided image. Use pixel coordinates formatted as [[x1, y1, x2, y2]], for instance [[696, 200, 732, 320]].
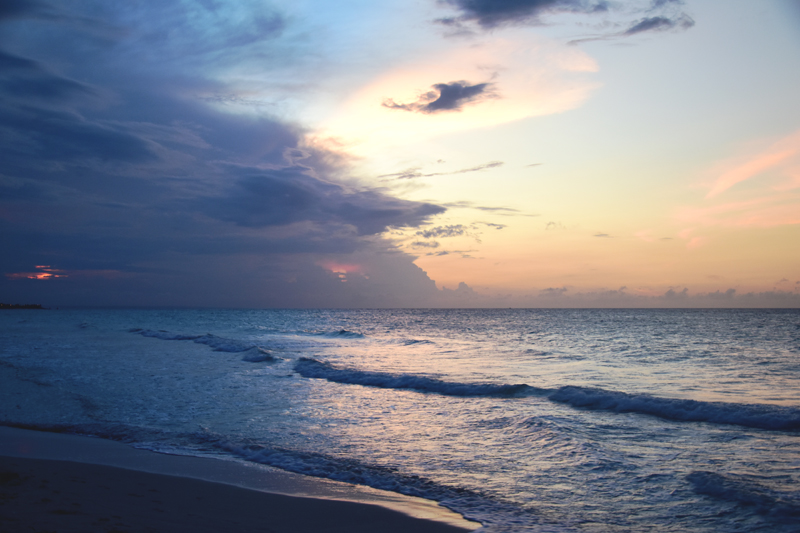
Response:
[[319, 261, 363, 274], [5, 266, 131, 281], [318, 261, 365, 284], [5, 265, 67, 280]]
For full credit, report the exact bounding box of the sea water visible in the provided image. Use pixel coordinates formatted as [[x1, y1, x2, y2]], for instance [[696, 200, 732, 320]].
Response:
[[1, 308, 799, 531]]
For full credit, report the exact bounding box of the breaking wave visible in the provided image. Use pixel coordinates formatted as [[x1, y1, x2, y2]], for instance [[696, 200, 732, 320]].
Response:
[[294, 358, 536, 397], [131, 328, 269, 356], [294, 358, 800, 431]]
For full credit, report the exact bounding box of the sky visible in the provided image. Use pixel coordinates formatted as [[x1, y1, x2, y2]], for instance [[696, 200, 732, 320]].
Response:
[[1, 0, 799, 308]]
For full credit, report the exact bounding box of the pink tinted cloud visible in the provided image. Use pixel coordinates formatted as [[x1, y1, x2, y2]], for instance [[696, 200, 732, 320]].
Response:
[[678, 194, 800, 228], [706, 129, 800, 198]]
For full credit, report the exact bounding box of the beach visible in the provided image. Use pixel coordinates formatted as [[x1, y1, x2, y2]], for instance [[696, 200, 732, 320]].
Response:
[[0, 427, 477, 532]]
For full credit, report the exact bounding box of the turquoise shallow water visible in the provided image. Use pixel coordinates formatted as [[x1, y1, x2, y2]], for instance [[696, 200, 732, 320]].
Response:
[[1, 308, 799, 531]]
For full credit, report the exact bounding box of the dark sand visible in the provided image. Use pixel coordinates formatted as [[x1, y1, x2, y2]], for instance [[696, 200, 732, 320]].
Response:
[[0, 428, 478, 533]]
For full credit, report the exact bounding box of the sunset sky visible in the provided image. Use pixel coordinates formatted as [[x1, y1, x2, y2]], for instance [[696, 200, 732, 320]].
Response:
[[2, 0, 799, 307]]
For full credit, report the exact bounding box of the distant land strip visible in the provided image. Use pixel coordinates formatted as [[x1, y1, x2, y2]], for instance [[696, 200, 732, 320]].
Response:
[[0, 303, 47, 310]]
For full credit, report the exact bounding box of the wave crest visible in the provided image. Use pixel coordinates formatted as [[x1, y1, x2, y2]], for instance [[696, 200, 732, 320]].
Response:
[[294, 358, 534, 397], [293, 358, 800, 431], [133, 329, 260, 354]]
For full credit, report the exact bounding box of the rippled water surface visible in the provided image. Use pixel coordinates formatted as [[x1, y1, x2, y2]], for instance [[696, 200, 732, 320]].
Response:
[[1, 308, 799, 531]]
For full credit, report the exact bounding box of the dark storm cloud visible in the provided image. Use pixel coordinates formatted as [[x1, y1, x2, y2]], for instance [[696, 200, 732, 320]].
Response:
[[439, 0, 609, 29], [199, 165, 444, 234], [383, 81, 494, 114], [0, 1, 447, 307]]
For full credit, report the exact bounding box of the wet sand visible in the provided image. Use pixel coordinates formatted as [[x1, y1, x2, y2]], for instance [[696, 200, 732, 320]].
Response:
[[0, 427, 479, 532]]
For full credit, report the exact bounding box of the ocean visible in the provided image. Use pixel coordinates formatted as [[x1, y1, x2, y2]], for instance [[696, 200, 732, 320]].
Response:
[[1, 308, 799, 531]]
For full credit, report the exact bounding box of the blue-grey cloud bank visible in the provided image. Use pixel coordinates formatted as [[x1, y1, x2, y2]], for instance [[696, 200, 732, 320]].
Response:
[[0, 0, 447, 307]]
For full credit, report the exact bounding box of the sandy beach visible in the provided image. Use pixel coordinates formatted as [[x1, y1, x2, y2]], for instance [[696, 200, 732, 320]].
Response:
[[0, 427, 478, 532]]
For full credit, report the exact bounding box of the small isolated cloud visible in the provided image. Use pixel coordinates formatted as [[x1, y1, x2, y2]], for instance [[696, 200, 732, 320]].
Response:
[[593, 233, 612, 238], [383, 81, 495, 114], [482, 222, 506, 230], [545, 221, 565, 230], [623, 14, 694, 36]]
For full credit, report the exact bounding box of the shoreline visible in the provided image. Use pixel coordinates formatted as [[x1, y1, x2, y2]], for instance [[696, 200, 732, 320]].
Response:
[[0, 426, 480, 532]]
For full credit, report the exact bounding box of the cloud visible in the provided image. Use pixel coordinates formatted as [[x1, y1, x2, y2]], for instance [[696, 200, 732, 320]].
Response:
[[439, 285, 800, 308], [197, 164, 443, 235], [482, 222, 506, 230], [444, 200, 532, 215], [380, 160, 503, 180], [593, 232, 611, 238], [411, 241, 441, 248], [383, 81, 495, 114], [705, 129, 800, 199], [674, 129, 800, 231], [439, 0, 610, 29], [416, 225, 468, 239], [623, 14, 694, 36], [440, 0, 694, 42], [0, 1, 449, 307]]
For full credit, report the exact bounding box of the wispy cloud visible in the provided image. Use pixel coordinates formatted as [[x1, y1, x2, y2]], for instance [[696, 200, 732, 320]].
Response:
[[445, 200, 537, 216], [678, 195, 800, 229], [379, 161, 503, 181], [677, 129, 800, 230], [705, 129, 800, 198]]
